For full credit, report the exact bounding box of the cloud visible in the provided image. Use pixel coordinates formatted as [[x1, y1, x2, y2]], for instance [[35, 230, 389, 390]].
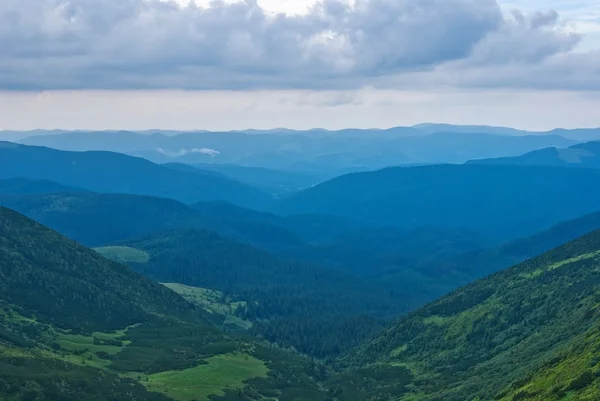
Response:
[[157, 147, 220, 157], [0, 0, 596, 90]]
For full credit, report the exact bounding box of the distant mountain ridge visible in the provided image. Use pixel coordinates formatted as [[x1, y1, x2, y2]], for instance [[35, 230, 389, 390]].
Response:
[[469, 140, 600, 169], [0, 141, 272, 209], [0, 177, 84, 196], [166, 162, 324, 195], [16, 128, 578, 173], [272, 164, 600, 241], [412, 123, 600, 141]]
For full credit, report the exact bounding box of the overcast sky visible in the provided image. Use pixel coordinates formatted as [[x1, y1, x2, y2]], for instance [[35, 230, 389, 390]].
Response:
[[1, 0, 599, 131]]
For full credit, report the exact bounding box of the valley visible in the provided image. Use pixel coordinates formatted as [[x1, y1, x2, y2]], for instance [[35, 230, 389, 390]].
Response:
[[4, 0, 600, 397], [2, 130, 600, 400]]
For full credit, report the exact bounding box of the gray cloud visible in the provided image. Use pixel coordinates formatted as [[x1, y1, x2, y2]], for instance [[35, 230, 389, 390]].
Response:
[[0, 0, 594, 90]]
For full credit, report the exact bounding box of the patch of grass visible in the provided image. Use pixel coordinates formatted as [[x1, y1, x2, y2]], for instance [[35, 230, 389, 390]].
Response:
[[143, 353, 269, 401], [55, 333, 123, 355], [391, 345, 408, 357], [497, 322, 600, 401], [95, 246, 150, 264], [520, 250, 600, 279], [422, 315, 448, 326], [162, 283, 252, 330]]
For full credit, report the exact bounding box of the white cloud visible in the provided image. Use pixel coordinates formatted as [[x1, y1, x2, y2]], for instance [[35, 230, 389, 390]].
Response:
[[157, 147, 220, 157]]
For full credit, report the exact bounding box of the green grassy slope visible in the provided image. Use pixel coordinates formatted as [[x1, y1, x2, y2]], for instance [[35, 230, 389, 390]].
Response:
[[161, 283, 253, 331], [0, 207, 332, 401], [340, 229, 600, 401]]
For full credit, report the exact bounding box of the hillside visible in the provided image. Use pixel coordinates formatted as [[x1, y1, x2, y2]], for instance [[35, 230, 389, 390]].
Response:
[[0, 192, 306, 251], [412, 209, 600, 283], [0, 192, 214, 246], [165, 162, 324, 196], [0, 208, 333, 400], [190, 163, 324, 195], [339, 229, 600, 401], [0, 178, 84, 196], [469, 141, 600, 169], [272, 164, 600, 241], [0, 207, 198, 331], [0, 141, 271, 209], [108, 229, 407, 359]]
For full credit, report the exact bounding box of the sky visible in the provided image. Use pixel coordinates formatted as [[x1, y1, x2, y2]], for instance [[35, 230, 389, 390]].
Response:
[[0, 0, 599, 131]]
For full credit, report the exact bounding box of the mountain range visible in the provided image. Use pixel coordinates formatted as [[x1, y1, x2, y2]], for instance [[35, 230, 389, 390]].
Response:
[[5, 126, 600, 400], [0, 141, 271, 209], [272, 164, 600, 242], [469, 140, 600, 169], [14, 128, 580, 175]]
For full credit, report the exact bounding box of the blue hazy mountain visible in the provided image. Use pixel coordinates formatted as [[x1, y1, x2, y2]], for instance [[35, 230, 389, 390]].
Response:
[[17, 129, 577, 174], [469, 141, 600, 169], [272, 164, 600, 242], [0, 141, 272, 209]]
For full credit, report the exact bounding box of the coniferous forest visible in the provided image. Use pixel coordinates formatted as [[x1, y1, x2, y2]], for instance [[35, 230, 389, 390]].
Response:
[[4, 132, 600, 401]]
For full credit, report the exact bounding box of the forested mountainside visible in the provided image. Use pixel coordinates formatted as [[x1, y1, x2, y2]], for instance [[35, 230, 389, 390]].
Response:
[[0, 191, 309, 251], [108, 229, 407, 359], [469, 140, 600, 169], [0, 208, 334, 401], [272, 164, 600, 241], [409, 209, 600, 285], [0, 207, 198, 331], [0, 141, 271, 209], [0, 192, 226, 247], [340, 229, 600, 401], [0, 189, 485, 280], [5, 204, 600, 400], [7, 185, 600, 362]]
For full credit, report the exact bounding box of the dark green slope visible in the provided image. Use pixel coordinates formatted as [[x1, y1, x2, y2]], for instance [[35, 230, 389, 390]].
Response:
[[0, 192, 306, 252], [0, 207, 202, 400], [468, 141, 600, 169], [0, 192, 218, 246], [116, 229, 407, 359], [272, 164, 600, 241], [340, 229, 600, 401], [0, 208, 333, 401], [0, 141, 271, 209], [0, 207, 197, 331], [454, 209, 600, 278]]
